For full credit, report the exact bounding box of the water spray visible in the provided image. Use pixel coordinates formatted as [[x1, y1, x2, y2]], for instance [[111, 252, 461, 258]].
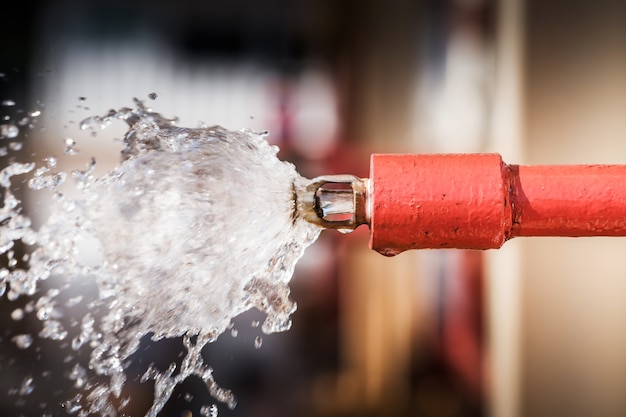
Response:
[[299, 153, 626, 255]]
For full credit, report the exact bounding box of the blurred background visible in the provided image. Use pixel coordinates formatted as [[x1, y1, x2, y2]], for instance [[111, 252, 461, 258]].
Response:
[[1, 0, 626, 416]]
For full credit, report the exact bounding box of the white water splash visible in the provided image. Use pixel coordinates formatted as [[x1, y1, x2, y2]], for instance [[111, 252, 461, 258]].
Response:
[[0, 98, 321, 416]]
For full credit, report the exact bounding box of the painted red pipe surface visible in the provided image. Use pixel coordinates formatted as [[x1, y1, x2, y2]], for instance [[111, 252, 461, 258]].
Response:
[[369, 153, 626, 256]]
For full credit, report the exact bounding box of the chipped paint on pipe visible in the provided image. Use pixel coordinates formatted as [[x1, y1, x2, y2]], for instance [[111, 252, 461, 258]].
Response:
[[369, 154, 626, 256]]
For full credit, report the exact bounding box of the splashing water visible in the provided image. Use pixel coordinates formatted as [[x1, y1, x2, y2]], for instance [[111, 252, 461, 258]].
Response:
[[0, 98, 321, 415]]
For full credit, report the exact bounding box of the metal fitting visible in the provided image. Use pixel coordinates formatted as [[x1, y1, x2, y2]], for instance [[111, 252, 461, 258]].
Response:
[[295, 175, 369, 232]]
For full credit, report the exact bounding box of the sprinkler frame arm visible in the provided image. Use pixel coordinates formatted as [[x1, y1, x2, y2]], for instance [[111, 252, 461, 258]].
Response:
[[296, 175, 368, 231]]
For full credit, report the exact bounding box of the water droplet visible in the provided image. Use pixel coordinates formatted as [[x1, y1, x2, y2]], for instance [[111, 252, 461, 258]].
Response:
[[200, 404, 218, 417], [148, 92, 158, 100], [39, 320, 68, 340], [7, 250, 17, 267], [30, 110, 41, 117], [12, 334, 33, 349], [71, 335, 85, 351], [28, 171, 67, 190], [62, 393, 83, 414], [230, 328, 238, 338], [66, 295, 83, 307], [45, 156, 57, 168], [2, 99, 15, 106], [19, 377, 34, 395], [0, 123, 19, 138], [251, 320, 259, 328], [69, 364, 88, 388], [254, 336, 263, 349], [71, 157, 96, 183], [11, 308, 24, 321], [63, 137, 79, 155], [8, 142, 22, 151]]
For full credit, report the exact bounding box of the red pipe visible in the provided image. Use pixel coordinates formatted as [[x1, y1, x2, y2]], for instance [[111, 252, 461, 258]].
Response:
[[369, 153, 626, 256]]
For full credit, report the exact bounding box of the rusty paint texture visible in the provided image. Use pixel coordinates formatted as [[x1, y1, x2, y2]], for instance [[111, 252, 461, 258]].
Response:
[[369, 154, 626, 256]]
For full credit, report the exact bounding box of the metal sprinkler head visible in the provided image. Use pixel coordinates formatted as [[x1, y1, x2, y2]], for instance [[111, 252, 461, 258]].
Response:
[[295, 175, 369, 232]]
